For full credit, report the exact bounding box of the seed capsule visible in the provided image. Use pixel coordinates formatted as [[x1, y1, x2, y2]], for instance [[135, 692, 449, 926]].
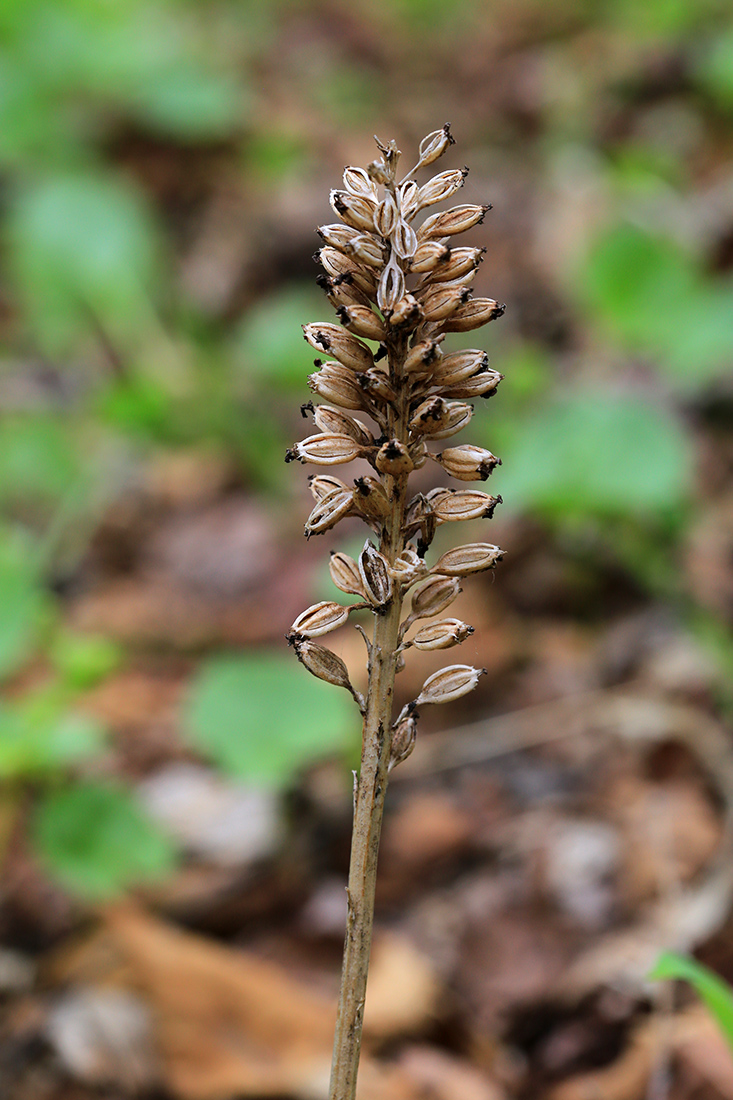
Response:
[[416, 124, 455, 168], [286, 433, 366, 466], [317, 248, 377, 296], [432, 490, 502, 522], [410, 240, 451, 273], [420, 284, 470, 323], [312, 405, 373, 446], [418, 204, 490, 239], [330, 190, 378, 233], [318, 274, 372, 311], [352, 476, 391, 522], [359, 541, 393, 608], [417, 167, 468, 210], [389, 713, 417, 770], [336, 305, 386, 342], [345, 233, 387, 267], [397, 179, 419, 222], [291, 636, 363, 706], [305, 489, 354, 536], [410, 575, 461, 619], [440, 298, 505, 333], [390, 547, 428, 586], [438, 369, 504, 400], [291, 601, 351, 637], [433, 444, 501, 481], [317, 223, 360, 251], [413, 618, 474, 650], [303, 323, 374, 372], [432, 543, 505, 576], [386, 293, 422, 330], [308, 363, 367, 411], [431, 349, 488, 387], [427, 246, 484, 283], [309, 474, 349, 500], [356, 369, 397, 404], [375, 192, 398, 238], [415, 664, 485, 706], [329, 551, 366, 597], [343, 166, 377, 200], [392, 217, 418, 260], [376, 439, 414, 476], [405, 339, 443, 375], [378, 257, 405, 313], [409, 397, 473, 440]]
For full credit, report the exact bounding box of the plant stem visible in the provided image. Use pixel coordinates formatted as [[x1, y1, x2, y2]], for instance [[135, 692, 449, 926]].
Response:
[[328, 337, 409, 1100]]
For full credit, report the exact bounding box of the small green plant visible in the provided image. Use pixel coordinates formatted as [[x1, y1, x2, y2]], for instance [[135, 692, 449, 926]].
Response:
[[650, 951, 733, 1050]]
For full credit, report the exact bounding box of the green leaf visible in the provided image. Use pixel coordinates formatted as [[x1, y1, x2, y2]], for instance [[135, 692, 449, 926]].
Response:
[[186, 653, 356, 787], [650, 952, 733, 1050], [579, 223, 733, 387], [9, 173, 159, 352], [0, 699, 102, 779], [232, 285, 327, 391], [50, 631, 123, 690], [0, 529, 50, 681], [490, 390, 690, 520], [33, 781, 176, 899], [696, 27, 733, 111], [0, 416, 80, 507]]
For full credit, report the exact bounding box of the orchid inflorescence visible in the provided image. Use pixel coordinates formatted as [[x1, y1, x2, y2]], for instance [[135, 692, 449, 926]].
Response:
[[286, 125, 505, 768]]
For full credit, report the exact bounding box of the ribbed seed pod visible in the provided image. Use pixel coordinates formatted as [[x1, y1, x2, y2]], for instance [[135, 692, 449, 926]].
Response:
[[415, 665, 486, 706], [308, 364, 368, 411], [345, 233, 387, 267], [404, 339, 443, 375], [418, 204, 490, 239], [389, 713, 417, 770], [286, 433, 366, 466], [412, 618, 474, 650], [330, 551, 367, 597], [330, 191, 378, 233], [416, 124, 455, 168], [302, 323, 374, 372], [309, 474, 349, 500], [312, 405, 374, 446], [317, 249, 377, 297], [421, 284, 471, 322], [409, 398, 474, 440], [432, 490, 502, 522], [336, 305, 387, 342], [305, 489, 354, 537], [427, 246, 484, 283], [433, 444, 501, 481], [410, 240, 451, 273], [416, 167, 468, 209], [291, 601, 351, 637], [317, 223, 361, 250], [410, 575, 462, 619], [343, 166, 378, 200], [437, 369, 504, 400], [291, 637, 363, 706], [432, 543, 505, 576], [352, 476, 391, 522], [376, 439, 414, 476], [441, 298, 506, 332], [359, 541, 393, 608]]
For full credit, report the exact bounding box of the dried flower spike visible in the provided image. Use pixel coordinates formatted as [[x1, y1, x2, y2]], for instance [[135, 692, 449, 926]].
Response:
[[285, 129, 505, 1100]]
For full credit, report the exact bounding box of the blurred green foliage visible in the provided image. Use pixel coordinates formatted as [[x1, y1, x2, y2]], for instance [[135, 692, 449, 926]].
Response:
[[186, 653, 357, 787], [651, 952, 733, 1050]]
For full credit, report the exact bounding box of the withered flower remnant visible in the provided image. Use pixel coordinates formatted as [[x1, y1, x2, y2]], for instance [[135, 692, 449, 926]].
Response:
[[285, 127, 506, 1100]]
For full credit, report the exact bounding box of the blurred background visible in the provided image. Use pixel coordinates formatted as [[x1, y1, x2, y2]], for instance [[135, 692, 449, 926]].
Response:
[[2, 0, 733, 1097]]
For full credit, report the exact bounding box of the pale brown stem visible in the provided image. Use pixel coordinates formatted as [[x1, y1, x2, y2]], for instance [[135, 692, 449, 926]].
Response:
[[328, 336, 409, 1100]]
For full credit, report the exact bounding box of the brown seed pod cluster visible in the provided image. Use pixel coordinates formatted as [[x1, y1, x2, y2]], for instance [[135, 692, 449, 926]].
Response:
[[286, 126, 506, 767]]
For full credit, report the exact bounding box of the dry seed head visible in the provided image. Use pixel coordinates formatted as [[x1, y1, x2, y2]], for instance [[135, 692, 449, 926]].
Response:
[[289, 127, 507, 727], [412, 618, 474, 650], [415, 665, 486, 706], [432, 543, 505, 576], [433, 444, 501, 481], [291, 601, 352, 638]]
